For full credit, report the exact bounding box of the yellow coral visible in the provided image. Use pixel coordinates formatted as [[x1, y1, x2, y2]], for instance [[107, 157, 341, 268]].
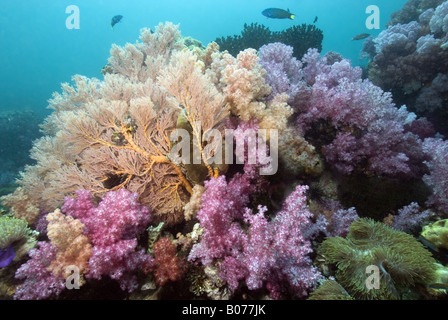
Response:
[[421, 219, 448, 251]]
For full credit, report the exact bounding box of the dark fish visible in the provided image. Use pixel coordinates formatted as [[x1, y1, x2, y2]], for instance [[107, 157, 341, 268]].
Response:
[[313, 16, 318, 23], [419, 235, 440, 253], [111, 15, 123, 30], [351, 33, 370, 40], [262, 8, 295, 20], [428, 283, 448, 290]]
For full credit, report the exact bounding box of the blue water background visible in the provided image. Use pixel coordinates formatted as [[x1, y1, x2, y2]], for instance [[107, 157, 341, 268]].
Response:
[[0, 0, 407, 116]]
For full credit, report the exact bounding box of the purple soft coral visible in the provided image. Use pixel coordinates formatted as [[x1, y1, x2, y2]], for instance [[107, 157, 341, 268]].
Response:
[[14, 242, 65, 300], [241, 186, 321, 298], [423, 138, 448, 215], [189, 175, 321, 298], [258, 44, 427, 177], [188, 172, 254, 266], [392, 202, 432, 232], [258, 42, 306, 104], [62, 188, 153, 292], [260, 45, 426, 177]]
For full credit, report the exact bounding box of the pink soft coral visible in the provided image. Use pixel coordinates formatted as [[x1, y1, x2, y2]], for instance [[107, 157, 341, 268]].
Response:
[[258, 45, 428, 177], [189, 173, 321, 298], [14, 242, 65, 300], [62, 188, 152, 292]]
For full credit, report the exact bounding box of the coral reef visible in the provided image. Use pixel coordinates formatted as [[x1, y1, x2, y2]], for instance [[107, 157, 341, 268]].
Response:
[[387, 0, 445, 26], [423, 138, 448, 215], [391, 202, 433, 233], [12, 189, 152, 299], [46, 209, 92, 286], [2, 22, 230, 227], [14, 242, 65, 300], [3, 13, 448, 301], [259, 43, 428, 178]]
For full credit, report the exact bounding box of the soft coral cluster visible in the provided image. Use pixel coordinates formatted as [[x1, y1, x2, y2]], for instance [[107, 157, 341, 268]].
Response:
[[189, 166, 321, 298], [46, 209, 92, 286], [61, 188, 152, 292], [423, 138, 448, 215], [258, 43, 427, 177], [13, 189, 152, 299], [14, 242, 65, 300]]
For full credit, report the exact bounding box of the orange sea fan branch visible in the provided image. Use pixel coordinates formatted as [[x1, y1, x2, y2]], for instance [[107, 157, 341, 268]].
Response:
[[120, 121, 193, 195]]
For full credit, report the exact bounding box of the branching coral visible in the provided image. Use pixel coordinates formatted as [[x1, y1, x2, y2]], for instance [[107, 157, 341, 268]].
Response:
[[215, 22, 323, 60], [392, 202, 432, 232], [210, 46, 322, 176], [259, 43, 427, 177], [365, 1, 448, 135]]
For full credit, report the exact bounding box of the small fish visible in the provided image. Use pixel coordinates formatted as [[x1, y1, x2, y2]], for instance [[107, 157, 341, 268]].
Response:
[[313, 16, 318, 23], [419, 235, 439, 253], [351, 33, 370, 40], [111, 15, 123, 30], [262, 8, 295, 20], [428, 283, 448, 290]]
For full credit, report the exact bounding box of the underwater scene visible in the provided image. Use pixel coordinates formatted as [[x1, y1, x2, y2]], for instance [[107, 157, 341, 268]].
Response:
[[1, 0, 448, 302]]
